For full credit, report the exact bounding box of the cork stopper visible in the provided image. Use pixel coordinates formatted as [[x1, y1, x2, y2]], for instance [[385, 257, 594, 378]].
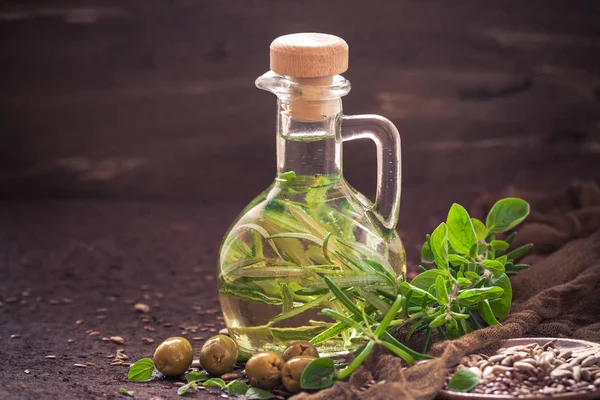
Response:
[[270, 33, 348, 79]]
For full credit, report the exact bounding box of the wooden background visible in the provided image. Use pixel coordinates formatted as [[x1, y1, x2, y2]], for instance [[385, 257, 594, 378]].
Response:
[[1, 1, 599, 399]]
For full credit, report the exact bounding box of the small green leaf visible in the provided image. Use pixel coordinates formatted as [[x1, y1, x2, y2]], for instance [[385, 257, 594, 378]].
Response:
[[449, 254, 470, 266], [281, 283, 294, 312], [421, 241, 434, 263], [478, 299, 501, 326], [410, 269, 446, 291], [277, 170, 296, 182], [490, 240, 510, 253], [481, 259, 505, 277], [246, 387, 276, 399], [203, 378, 226, 389], [226, 380, 249, 395], [446, 204, 478, 254], [505, 263, 530, 271], [430, 223, 449, 269], [185, 371, 208, 383], [489, 273, 512, 318], [374, 295, 403, 337], [177, 381, 196, 396], [127, 358, 154, 382], [464, 271, 480, 281], [471, 218, 487, 240], [505, 243, 533, 261], [429, 313, 446, 328], [486, 198, 530, 233], [448, 369, 480, 392], [120, 388, 134, 397], [457, 277, 471, 285], [301, 357, 336, 389], [336, 341, 375, 380], [458, 287, 504, 305], [400, 282, 437, 304], [237, 349, 253, 362], [435, 276, 449, 305], [451, 312, 470, 320]]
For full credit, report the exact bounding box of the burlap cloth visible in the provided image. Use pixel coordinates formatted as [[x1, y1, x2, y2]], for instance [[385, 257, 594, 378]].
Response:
[[293, 181, 600, 400]]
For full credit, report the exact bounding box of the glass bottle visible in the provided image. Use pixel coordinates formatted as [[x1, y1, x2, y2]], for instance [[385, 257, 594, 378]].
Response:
[[218, 33, 405, 357]]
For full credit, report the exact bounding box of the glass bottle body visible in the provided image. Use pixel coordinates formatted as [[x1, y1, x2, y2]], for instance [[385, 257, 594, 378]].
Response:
[[218, 74, 405, 357]]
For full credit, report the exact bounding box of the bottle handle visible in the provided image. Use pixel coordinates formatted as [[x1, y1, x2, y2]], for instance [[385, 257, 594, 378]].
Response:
[[341, 115, 402, 230]]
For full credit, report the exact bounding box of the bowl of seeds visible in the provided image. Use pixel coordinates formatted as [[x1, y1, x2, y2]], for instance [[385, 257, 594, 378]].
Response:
[[440, 337, 600, 399]]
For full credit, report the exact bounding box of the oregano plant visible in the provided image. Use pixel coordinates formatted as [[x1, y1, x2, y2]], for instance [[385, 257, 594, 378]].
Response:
[[300, 197, 532, 389]]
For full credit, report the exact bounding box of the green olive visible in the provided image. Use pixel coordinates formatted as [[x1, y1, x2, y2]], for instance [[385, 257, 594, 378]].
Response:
[[282, 341, 319, 362], [153, 336, 193, 376], [282, 356, 317, 393], [245, 352, 284, 389], [199, 335, 238, 376]]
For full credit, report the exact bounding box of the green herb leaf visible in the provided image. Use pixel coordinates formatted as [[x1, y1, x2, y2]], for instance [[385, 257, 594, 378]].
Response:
[[429, 313, 446, 328], [120, 388, 134, 397], [451, 312, 470, 320], [490, 240, 510, 253], [301, 357, 336, 389], [430, 223, 449, 269], [400, 282, 437, 305], [471, 218, 487, 240], [449, 254, 470, 266], [237, 349, 253, 362], [374, 295, 403, 337], [185, 371, 208, 383], [246, 387, 276, 399], [336, 341, 374, 381], [486, 198, 530, 233], [281, 283, 294, 312], [505, 243, 533, 261], [458, 287, 504, 306], [203, 378, 226, 389], [435, 276, 449, 306], [446, 204, 477, 254], [481, 259, 505, 277], [478, 299, 501, 326], [488, 273, 512, 318], [448, 369, 480, 392], [410, 270, 446, 291], [421, 241, 434, 263], [177, 381, 197, 396], [226, 380, 249, 395], [127, 358, 154, 382]]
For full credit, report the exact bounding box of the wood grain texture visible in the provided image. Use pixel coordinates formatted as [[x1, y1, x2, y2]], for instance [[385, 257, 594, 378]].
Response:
[[270, 32, 348, 77]]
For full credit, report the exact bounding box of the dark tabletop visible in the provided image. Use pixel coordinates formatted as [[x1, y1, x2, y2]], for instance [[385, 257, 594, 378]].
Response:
[[1, 1, 599, 399]]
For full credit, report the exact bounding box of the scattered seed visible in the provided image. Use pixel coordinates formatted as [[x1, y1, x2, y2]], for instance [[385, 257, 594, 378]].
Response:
[[86, 362, 96, 367], [96, 308, 108, 313], [192, 337, 204, 341], [45, 355, 57, 359], [122, 362, 131, 367], [582, 356, 597, 368], [221, 373, 238, 381], [141, 337, 155, 344], [63, 298, 73, 304], [110, 336, 125, 344], [24, 369, 30, 374], [75, 320, 84, 325], [143, 325, 156, 332], [164, 322, 173, 327], [88, 331, 100, 336], [219, 328, 229, 336], [73, 363, 87, 368], [10, 334, 21, 339], [67, 338, 75, 343], [134, 303, 150, 313]]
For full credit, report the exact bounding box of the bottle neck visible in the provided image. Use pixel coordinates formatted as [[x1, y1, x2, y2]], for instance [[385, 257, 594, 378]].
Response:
[[276, 99, 343, 185]]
